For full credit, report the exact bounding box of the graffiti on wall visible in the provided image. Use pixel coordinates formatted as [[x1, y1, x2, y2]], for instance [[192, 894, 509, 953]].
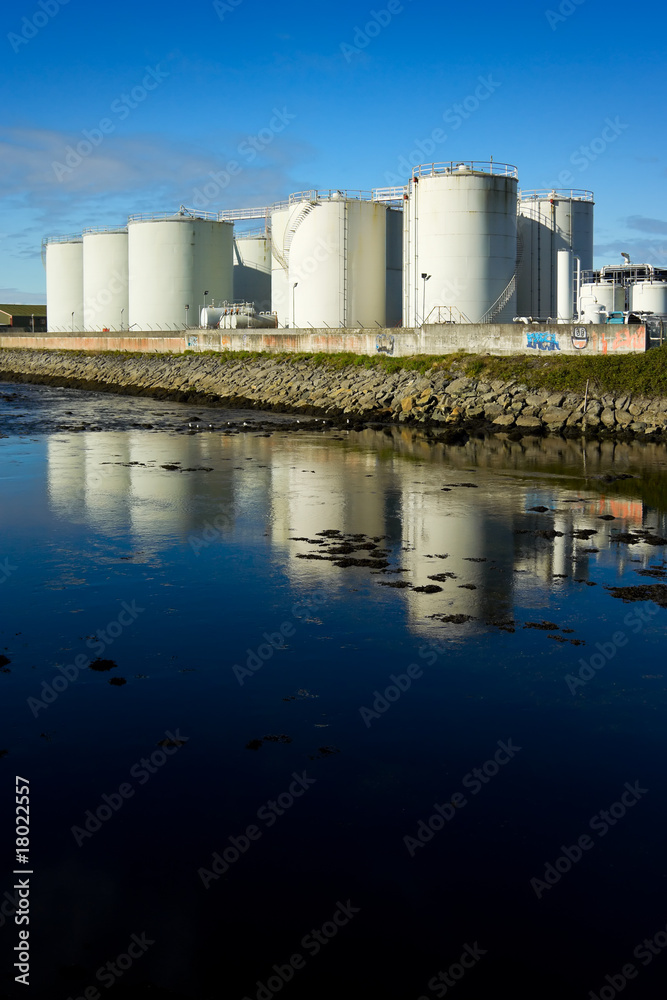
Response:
[[571, 327, 589, 350], [527, 331, 560, 352], [376, 333, 395, 355], [600, 326, 646, 354], [187, 335, 199, 349]]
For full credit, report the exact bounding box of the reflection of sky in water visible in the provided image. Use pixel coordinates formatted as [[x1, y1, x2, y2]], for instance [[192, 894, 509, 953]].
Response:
[[2, 383, 667, 999]]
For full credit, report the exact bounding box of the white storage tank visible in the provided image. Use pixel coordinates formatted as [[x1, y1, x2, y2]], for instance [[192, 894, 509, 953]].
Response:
[[629, 282, 667, 316], [82, 228, 129, 331], [271, 192, 387, 328], [404, 162, 519, 326], [45, 236, 84, 332], [233, 234, 271, 312], [127, 211, 233, 331], [269, 206, 291, 327], [580, 280, 624, 317], [517, 190, 594, 318]]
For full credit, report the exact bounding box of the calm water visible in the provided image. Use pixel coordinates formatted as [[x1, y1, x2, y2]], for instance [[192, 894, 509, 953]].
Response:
[[2, 382, 667, 999]]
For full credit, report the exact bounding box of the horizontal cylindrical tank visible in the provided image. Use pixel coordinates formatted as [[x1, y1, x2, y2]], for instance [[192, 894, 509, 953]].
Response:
[[404, 162, 518, 326], [629, 282, 667, 315], [580, 280, 624, 316], [127, 213, 233, 331], [233, 235, 271, 313], [45, 238, 84, 332], [82, 229, 129, 331], [200, 307, 227, 328], [271, 195, 387, 328], [517, 190, 594, 319]]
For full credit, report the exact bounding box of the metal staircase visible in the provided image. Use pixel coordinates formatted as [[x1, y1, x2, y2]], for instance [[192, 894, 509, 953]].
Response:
[[479, 275, 516, 324]]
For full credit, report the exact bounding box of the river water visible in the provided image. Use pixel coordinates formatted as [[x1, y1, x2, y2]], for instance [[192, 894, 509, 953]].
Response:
[[2, 382, 667, 999]]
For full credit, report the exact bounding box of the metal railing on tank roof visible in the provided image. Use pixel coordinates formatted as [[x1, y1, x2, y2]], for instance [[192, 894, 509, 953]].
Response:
[[412, 161, 518, 179], [127, 207, 220, 222], [81, 226, 128, 235], [288, 189, 374, 204], [519, 189, 594, 201], [42, 234, 83, 244]]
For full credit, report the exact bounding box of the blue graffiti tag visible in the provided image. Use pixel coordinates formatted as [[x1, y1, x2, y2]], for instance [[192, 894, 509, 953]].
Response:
[[527, 331, 560, 352], [376, 334, 395, 356]]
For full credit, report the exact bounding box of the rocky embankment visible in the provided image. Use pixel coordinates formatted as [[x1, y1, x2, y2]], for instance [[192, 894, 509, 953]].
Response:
[[1, 349, 666, 439]]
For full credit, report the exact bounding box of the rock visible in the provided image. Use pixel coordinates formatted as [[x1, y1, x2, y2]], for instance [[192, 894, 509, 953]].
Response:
[[542, 406, 571, 423], [546, 393, 566, 407], [600, 408, 616, 427], [516, 415, 542, 429], [484, 403, 505, 418], [493, 413, 516, 427], [400, 396, 415, 412], [615, 409, 634, 425]]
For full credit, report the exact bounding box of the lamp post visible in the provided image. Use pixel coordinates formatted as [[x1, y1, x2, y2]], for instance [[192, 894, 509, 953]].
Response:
[[120, 308, 124, 331], [185, 304, 189, 329], [203, 290, 209, 309], [292, 282, 298, 328], [71, 311, 74, 333], [421, 273, 431, 326]]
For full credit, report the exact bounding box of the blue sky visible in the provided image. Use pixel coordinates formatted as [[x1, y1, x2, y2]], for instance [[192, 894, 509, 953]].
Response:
[[2, 0, 666, 302]]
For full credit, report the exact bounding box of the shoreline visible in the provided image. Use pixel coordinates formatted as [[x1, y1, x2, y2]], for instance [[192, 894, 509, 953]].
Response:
[[1, 348, 667, 441]]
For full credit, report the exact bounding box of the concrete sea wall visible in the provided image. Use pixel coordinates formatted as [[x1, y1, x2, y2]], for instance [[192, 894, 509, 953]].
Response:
[[0, 322, 648, 358], [0, 347, 665, 439]]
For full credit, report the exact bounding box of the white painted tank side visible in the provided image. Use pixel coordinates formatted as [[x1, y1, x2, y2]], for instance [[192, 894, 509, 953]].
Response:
[[82, 231, 129, 331], [46, 240, 84, 332], [579, 281, 624, 315], [516, 212, 535, 316], [518, 195, 594, 317], [405, 171, 518, 326], [270, 207, 291, 327], [233, 236, 272, 312], [128, 218, 233, 331], [629, 282, 667, 315], [557, 249, 573, 322], [344, 200, 386, 328], [289, 200, 344, 328]]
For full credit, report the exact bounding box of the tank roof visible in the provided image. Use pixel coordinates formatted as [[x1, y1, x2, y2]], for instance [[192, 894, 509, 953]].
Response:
[[412, 161, 518, 179], [520, 188, 594, 202]]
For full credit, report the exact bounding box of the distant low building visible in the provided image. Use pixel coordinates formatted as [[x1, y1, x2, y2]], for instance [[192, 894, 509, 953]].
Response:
[[0, 304, 47, 332]]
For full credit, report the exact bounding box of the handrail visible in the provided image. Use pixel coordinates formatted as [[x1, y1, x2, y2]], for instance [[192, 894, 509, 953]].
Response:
[[373, 186, 408, 202], [288, 189, 373, 204], [82, 226, 128, 235], [42, 234, 83, 245], [519, 188, 594, 202], [127, 208, 220, 222], [412, 161, 518, 179]]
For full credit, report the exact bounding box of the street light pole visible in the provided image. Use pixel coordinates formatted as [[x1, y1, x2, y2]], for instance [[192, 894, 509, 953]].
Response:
[[185, 304, 189, 329], [421, 273, 431, 326], [120, 308, 124, 331], [292, 282, 298, 328]]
